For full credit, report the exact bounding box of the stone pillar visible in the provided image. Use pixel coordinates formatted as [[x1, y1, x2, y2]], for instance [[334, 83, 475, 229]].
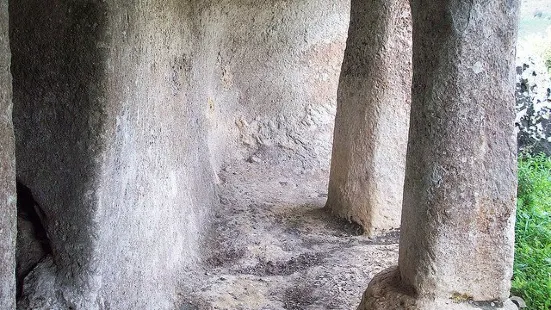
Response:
[[0, 0, 16, 308], [326, 0, 411, 236], [10, 1, 217, 308], [359, 0, 520, 309]]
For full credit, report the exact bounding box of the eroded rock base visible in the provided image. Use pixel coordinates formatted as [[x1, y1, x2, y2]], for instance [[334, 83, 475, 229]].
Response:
[[358, 268, 519, 310]]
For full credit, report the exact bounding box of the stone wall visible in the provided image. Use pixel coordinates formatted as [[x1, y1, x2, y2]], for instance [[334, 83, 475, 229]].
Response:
[[0, 0, 16, 308], [10, 1, 217, 308], [197, 0, 349, 171]]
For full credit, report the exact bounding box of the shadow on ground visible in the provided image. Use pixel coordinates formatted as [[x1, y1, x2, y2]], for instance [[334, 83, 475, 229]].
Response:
[[178, 163, 399, 310]]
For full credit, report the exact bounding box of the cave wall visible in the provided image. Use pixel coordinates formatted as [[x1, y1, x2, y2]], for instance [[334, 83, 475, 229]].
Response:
[[95, 2, 218, 309], [10, 1, 216, 308], [0, 0, 16, 308], [10, 0, 349, 308], [10, 2, 110, 306], [197, 0, 349, 171]]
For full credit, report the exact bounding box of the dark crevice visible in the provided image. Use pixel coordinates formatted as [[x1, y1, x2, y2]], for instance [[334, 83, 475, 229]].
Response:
[[15, 180, 52, 299], [16, 181, 51, 253]]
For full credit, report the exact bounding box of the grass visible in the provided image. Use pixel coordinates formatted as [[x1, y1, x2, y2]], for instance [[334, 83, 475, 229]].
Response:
[[512, 154, 551, 310]]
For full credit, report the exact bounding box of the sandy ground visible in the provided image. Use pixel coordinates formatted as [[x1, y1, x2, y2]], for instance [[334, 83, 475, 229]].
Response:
[[177, 162, 399, 310]]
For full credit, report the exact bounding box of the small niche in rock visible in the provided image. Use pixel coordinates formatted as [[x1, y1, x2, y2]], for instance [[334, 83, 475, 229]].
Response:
[[15, 181, 52, 299]]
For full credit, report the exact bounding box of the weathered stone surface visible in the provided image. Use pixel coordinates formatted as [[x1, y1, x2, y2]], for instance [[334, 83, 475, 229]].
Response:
[[17, 257, 59, 309], [198, 0, 349, 171], [360, 0, 521, 308], [10, 0, 349, 308], [359, 268, 519, 310], [10, 2, 217, 309], [326, 0, 411, 235], [16, 215, 49, 298], [0, 0, 17, 308], [10, 2, 109, 305]]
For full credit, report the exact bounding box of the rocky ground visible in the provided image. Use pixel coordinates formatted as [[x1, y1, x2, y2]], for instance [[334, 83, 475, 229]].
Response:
[[177, 162, 399, 310]]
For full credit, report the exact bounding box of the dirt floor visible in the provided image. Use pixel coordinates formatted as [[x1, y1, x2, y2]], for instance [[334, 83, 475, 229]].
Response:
[[177, 162, 399, 310]]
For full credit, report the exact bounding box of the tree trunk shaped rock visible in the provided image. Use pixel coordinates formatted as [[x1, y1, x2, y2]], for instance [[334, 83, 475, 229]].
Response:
[[326, 0, 412, 236], [360, 0, 521, 308]]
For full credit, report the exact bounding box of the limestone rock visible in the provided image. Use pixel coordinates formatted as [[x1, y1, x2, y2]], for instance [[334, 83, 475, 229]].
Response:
[[10, 2, 217, 308], [9, 0, 349, 308], [16, 257, 61, 310], [361, 0, 520, 308], [359, 268, 520, 310], [326, 0, 412, 236], [202, 0, 349, 172], [0, 0, 17, 308]]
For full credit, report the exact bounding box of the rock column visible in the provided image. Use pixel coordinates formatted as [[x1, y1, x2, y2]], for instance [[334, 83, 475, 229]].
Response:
[[10, 1, 217, 308], [0, 0, 16, 308], [326, 0, 411, 235], [359, 0, 520, 309]]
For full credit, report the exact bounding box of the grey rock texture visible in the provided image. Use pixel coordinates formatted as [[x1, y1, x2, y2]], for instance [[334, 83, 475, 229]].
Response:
[[178, 162, 399, 310], [0, 0, 16, 308], [16, 216, 50, 298], [15, 182, 52, 298], [16, 217, 49, 298], [17, 257, 60, 309], [361, 0, 520, 308], [326, 0, 411, 236], [10, 1, 217, 309], [94, 3, 218, 308], [10, 0, 349, 308], [196, 0, 349, 171], [10, 2, 111, 306]]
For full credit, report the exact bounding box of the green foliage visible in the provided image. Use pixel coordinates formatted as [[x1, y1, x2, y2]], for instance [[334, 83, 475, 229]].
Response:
[[512, 154, 551, 310], [544, 48, 551, 74], [538, 30, 551, 74]]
